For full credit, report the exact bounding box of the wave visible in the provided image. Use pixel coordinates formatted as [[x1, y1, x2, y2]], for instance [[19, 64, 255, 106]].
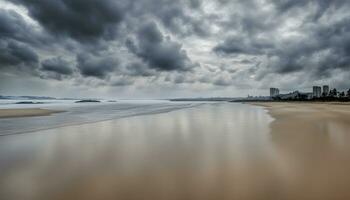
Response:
[[0, 101, 206, 136]]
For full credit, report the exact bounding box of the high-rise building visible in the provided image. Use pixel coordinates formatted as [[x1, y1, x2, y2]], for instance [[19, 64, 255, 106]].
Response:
[[270, 88, 279, 97], [313, 86, 322, 98], [323, 85, 329, 96]]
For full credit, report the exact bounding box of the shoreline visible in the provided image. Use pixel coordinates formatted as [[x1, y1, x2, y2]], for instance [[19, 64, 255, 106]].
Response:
[[0, 103, 203, 136], [249, 101, 350, 139], [0, 108, 64, 119], [246, 102, 350, 199]]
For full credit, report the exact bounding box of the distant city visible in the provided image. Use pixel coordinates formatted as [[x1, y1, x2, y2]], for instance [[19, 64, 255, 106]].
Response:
[[234, 85, 350, 102], [269, 85, 350, 101], [2, 85, 350, 103]]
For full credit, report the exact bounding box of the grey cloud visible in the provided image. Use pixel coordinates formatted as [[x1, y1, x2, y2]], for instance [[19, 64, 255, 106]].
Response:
[[214, 36, 274, 55], [10, 0, 127, 42], [213, 78, 232, 86], [41, 57, 74, 75], [77, 53, 118, 79], [124, 62, 156, 77], [188, 0, 202, 8], [127, 0, 210, 37], [268, 16, 350, 77], [0, 9, 32, 43], [126, 22, 193, 71], [0, 8, 52, 48], [154, 3, 209, 37], [213, 0, 350, 88], [3, 0, 350, 96], [0, 40, 38, 70], [270, 0, 348, 16], [111, 77, 134, 87], [270, 0, 310, 13]]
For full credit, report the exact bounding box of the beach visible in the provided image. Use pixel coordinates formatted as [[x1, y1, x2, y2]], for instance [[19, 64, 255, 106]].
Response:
[[0, 103, 275, 200], [0, 108, 63, 118], [1, 102, 350, 200], [0, 100, 200, 135], [251, 102, 350, 136], [252, 102, 350, 200]]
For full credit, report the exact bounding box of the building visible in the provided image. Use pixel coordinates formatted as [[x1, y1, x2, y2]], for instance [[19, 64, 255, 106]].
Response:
[[279, 91, 299, 100], [279, 91, 313, 100], [313, 86, 322, 98], [304, 92, 314, 100], [270, 88, 279, 97], [323, 85, 329, 96]]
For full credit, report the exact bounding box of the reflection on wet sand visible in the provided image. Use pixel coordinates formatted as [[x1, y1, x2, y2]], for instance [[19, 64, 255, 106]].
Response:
[[257, 102, 350, 200], [1, 103, 350, 200]]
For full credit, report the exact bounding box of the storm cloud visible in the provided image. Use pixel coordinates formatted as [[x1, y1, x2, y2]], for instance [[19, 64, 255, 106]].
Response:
[[126, 22, 193, 71], [41, 57, 73, 75], [10, 0, 127, 42], [1, 0, 350, 98], [0, 40, 38, 70], [76, 53, 119, 79]]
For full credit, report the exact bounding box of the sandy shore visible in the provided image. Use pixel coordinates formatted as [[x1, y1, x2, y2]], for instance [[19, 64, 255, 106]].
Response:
[[0, 108, 63, 118], [250, 102, 350, 199], [250, 102, 350, 141], [251, 102, 350, 131]]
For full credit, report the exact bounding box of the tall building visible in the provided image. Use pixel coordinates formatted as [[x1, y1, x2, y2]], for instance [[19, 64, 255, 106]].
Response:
[[313, 86, 322, 98], [270, 88, 279, 97], [323, 85, 329, 96]]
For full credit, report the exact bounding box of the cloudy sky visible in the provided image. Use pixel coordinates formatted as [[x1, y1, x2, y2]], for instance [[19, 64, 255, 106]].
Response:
[[0, 0, 350, 98]]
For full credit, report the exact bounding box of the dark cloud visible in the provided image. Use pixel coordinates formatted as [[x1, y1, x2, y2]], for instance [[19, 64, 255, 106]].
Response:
[[0, 10, 55, 58], [213, 0, 350, 88], [126, 22, 193, 71], [41, 57, 74, 75], [213, 78, 231, 86], [124, 62, 156, 77], [188, 0, 202, 8], [0, 40, 38, 70], [111, 77, 134, 87], [126, 0, 209, 37], [270, 0, 347, 16], [214, 35, 274, 55], [2, 0, 350, 96], [270, 0, 310, 13], [77, 53, 118, 79], [265, 16, 350, 78], [0, 9, 32, 43], [154, 3, 209, 37], [10, 0, 127, 42], [0, 8, 53, 48]]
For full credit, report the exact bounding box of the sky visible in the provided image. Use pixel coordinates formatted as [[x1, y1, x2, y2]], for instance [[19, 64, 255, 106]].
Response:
[[0, 0, 350, 98]]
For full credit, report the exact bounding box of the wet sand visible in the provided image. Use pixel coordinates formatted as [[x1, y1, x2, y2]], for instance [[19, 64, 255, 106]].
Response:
[[2, 103, 350, 200], [0, 103, 275, 200], [251, 102, 350, 135], [0, 108, 63, 118], [251, 102, 350, 200]]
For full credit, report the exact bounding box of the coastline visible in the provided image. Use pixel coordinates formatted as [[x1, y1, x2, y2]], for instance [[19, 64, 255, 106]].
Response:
[[0, 102, 202, 136], [0, 108, 64, 119], [249, 102, 350, 134], [248, 102, 350, 199]]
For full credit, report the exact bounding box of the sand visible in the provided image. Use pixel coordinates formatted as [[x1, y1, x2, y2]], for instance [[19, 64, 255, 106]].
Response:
[[0, 108, 63, 118], [2, 103, 350, 200], [251, 102, 350, 133], [251, 102, 350, 150], [250, 102, 350, 199]]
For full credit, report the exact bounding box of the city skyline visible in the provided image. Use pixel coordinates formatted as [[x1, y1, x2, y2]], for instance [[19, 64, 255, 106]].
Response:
[[267, 84, 350, 101]]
